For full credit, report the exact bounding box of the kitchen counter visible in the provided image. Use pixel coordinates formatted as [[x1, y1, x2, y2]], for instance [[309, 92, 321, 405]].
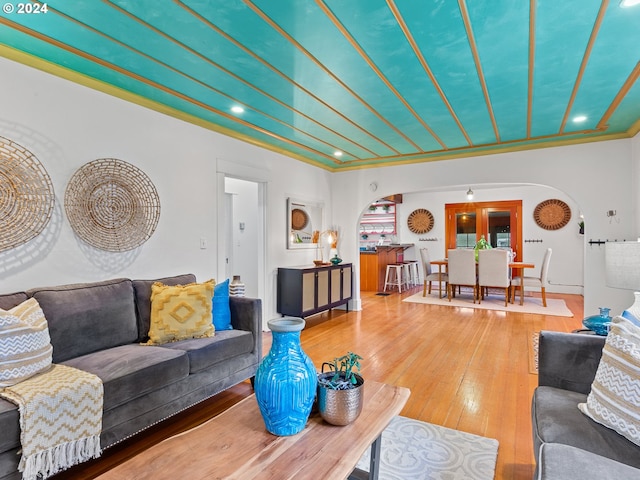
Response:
[[360, 244, 414, 292]]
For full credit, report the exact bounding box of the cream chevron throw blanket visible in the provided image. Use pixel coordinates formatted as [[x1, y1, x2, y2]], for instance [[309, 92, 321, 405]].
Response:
[[0, 364, 103, 480]]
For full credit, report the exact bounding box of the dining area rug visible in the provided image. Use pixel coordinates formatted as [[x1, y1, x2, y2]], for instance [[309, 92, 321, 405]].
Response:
[[403, 291, 573, 317], [355, 416, 499, 480]]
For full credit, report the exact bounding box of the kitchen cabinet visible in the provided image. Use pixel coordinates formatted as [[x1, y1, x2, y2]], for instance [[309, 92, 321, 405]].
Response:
[[360, 245, 414, 292], [277, 263, 352, 317]]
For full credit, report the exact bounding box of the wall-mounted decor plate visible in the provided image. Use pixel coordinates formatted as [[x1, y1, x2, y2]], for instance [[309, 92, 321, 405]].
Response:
[[291, 208, 309, 231], [533, 199, 571, 230], [64, 158, 160, 251], [0, 136, 55, 252], [407, 208, 434, 234]]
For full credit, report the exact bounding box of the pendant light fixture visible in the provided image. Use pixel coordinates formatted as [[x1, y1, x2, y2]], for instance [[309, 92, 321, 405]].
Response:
[[466, 188, 474, 200]]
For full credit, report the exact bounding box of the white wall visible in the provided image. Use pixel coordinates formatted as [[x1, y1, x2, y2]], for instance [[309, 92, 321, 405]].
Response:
[[332, 140, 635, 316], [0, 56, 332, 324]]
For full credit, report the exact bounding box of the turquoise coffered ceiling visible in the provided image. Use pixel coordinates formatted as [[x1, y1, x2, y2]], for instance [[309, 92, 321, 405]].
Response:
[[0, 0, 639, 171]]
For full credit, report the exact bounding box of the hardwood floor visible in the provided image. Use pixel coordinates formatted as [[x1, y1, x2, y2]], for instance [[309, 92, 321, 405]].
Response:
[[55, 287, 584, 480]]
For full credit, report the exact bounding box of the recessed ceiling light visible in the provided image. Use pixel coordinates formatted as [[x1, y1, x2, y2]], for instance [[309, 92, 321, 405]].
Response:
[[333, 151, 343, 157], [573, 115, 588, 123], [620, 0, 640, 7], [231, 106, 244, 114]]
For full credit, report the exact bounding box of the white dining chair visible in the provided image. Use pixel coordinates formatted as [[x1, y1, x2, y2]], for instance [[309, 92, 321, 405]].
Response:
[[478, 249, 511, 306], [511, 248, 552, 307], [420, 248, 448, 298], [447, 249, 477, 303]]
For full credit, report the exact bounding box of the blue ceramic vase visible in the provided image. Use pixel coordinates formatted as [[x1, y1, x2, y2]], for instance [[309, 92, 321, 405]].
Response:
[[582, 307, 612, 335], [254, 317, 317, 436]]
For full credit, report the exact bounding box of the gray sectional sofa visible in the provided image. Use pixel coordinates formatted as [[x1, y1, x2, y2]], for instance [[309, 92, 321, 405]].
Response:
[[0, 274, 262, 480], [532, 331, 640, 479]]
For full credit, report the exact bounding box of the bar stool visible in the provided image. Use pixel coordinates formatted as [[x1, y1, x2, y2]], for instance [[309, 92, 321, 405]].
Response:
[[384, 264, 406, 293], [402, 261, 419, 286]]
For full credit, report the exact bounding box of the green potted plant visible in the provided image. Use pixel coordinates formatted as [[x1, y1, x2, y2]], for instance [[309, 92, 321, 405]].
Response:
[[317, 352, 364, 425], [473, 234, 491, 261]]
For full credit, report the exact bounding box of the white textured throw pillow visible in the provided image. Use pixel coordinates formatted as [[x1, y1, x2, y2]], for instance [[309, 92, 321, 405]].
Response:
[[0, 298, 53, 387], [578, 315, 640, 446]]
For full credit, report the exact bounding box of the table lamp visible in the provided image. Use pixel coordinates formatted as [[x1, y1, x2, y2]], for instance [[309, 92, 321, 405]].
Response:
[[605, 241, 640, 326]]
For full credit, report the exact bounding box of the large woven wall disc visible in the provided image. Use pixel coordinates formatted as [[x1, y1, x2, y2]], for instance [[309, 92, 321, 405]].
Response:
[[407, 208, 434, 234], [533, 199, 571, 230], [64, 158, 160, 251], [0, 136, 55, 252]]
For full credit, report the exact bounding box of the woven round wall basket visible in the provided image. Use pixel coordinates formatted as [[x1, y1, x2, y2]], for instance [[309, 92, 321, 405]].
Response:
[[0, 136, 55, 252], [291, 208, 309, 231], [64, 158, 160, 252], [533, 199, 571, 231], [407, 208, 434, 234]]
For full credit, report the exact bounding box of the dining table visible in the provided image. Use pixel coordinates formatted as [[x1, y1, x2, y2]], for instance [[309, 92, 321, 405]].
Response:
[[430, 258, 535, 305]]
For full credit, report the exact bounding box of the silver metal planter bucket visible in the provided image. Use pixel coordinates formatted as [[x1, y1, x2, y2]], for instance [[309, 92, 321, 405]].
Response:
[[317, 373, 364, 426]]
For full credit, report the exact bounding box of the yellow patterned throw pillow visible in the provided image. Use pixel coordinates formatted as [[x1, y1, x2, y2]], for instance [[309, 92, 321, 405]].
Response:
[[0, 298, 53, 387], [145, 280, 215, 345]]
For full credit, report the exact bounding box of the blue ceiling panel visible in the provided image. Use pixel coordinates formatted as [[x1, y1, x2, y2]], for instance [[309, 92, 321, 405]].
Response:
[[568, 1, 640, 134], [396, 1, 498, 146], [0, 0, 637, 170], [247, 0, 435, 154], [322, 0, 471, 150], [530, 0, 604, 138], [466, 1, 530, 142]]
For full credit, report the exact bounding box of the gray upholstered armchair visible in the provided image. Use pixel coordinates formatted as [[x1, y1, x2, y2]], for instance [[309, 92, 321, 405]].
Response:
[[532, 331, 640, 479]]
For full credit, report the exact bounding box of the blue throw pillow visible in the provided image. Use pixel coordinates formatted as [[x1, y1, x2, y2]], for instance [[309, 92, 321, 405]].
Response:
[[212, 279, 232, 330]]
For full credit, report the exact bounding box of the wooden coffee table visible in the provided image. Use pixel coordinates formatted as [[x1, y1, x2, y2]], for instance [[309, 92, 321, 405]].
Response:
[[96, 380, 410, 480]]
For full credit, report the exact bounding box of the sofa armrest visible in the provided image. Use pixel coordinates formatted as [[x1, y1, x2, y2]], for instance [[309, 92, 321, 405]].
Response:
[[538, 331, 605, 394], [229, 296, 262, 360]]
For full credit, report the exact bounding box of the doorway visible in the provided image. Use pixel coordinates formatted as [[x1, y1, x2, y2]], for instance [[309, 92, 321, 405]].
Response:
[[223, 177, 263, 299], [445, 200, 523, 260]]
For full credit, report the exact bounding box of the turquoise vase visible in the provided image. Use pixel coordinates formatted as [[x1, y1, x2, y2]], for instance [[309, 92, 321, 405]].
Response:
[[582, 307, 612, 335], [254, 317, 317, 436]]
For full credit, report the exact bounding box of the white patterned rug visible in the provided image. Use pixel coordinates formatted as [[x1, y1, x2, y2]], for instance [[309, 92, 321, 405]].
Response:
[[403, 291, 573, 317], [355, 416, 499, 480]]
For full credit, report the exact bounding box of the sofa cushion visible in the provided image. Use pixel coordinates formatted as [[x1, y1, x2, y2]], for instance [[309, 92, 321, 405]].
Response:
[[0, 298, 53, 387], [132, 274, 196, 343], [212, 279, 232, 331], [0, 398, 19, 454], [537, 443, 640, 480], [0, 292, 28, 310], [145, 280, 215, 345], [532, 386, 640, 469], [578, 316, 640, 447], [160, 329, 255, 373], [28, 278, 138, 363], [62, 344, 189, 412]]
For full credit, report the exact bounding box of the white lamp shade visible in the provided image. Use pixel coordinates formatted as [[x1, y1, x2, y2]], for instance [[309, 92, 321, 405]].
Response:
[[605, 241, 640, 290]]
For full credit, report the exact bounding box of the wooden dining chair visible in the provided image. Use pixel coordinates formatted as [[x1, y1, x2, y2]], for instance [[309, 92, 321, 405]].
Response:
[[478, 249, 511, 306], [420, 247, 448, 298], [511, 248, 552, 307], [447, 249, 477, 303]]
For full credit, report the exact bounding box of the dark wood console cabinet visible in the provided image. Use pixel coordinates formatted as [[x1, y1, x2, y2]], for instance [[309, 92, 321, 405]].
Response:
[[277, 263, 353, 317]]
